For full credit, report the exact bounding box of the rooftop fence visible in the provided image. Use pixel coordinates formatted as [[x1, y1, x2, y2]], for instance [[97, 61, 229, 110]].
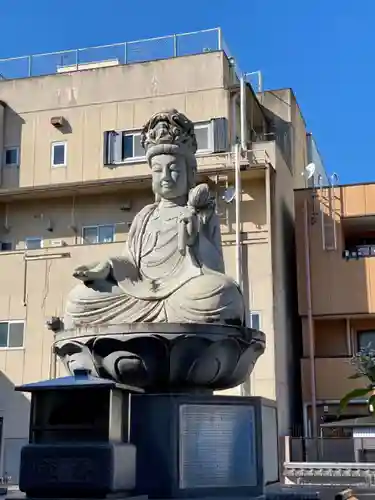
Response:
[[0, 28, 233, 82]]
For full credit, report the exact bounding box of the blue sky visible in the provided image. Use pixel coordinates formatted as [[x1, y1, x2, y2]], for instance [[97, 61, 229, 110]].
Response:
[[0, 0, 372, 184]]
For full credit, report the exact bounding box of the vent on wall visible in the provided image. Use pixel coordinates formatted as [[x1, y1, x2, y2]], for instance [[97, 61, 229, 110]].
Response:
[[51, 116, 66, 128], [120, 200, 132, 211]]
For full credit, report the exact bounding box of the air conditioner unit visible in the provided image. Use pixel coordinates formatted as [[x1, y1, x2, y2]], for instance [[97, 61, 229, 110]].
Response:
[[50, 239, 66, 247]]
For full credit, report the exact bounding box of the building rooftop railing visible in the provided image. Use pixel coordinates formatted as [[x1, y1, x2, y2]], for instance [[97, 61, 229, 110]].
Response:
[[0, 27, 233, 82]]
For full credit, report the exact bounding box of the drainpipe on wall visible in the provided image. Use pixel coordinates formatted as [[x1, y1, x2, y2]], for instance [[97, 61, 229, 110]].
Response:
[[346, 318, 352, 356], [234, 143, 242, 291], [0, 102, 5, 188], [22, 255, 28, 306], [304, 198, 318, 437], [229, 81, 243, 292], [240, 76, 247, 152], [235, 142, 244, 398]]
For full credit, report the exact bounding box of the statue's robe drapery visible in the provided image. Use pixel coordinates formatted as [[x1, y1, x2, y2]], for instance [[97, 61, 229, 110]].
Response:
[[64, 203, 244, 328]]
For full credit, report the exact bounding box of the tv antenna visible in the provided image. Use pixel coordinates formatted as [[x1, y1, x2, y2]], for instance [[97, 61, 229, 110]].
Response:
[[301, 162, 316, 188], [302, 162, 316, 180]]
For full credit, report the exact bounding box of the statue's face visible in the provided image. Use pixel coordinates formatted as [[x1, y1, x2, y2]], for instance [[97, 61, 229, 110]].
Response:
[[151, 154, 188, 200]]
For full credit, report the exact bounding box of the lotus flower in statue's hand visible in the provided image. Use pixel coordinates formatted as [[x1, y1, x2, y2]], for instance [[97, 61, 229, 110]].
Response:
[[178, 183, 215, 256]]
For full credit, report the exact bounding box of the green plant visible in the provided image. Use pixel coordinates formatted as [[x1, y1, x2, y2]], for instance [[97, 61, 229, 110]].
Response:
[[339, 346, 375, 413]]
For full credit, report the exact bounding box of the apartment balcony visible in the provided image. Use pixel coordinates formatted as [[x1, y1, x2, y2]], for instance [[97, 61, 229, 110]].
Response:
[[301, 357, 366, 402], [341, 183, 375, 218], [295, 185, 375, 316], [311, 256, 375, 315]]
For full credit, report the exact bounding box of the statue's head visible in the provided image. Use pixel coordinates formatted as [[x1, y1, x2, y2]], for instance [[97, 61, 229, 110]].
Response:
[[141, 110, 197, 200]]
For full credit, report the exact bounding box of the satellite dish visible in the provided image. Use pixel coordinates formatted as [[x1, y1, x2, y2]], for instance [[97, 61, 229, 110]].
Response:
[[222, 186, 236, 204], [302, 162, 316, 180]]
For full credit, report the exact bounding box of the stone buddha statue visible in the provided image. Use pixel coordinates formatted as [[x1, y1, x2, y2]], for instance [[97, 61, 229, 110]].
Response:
[[64, 110, 245, 329]]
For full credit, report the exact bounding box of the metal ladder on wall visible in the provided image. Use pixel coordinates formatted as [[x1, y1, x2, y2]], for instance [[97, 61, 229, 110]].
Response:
[[318, 173, 339, 251], [214, 174, 231, 227]]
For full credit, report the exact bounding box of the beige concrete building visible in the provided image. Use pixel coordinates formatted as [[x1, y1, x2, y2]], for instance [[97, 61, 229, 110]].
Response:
[[0, 29, 312, 480], [296, 181, 375, 437]]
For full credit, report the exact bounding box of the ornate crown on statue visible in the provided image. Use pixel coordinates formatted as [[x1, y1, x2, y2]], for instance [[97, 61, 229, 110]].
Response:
[[141, 109, 198, 161]]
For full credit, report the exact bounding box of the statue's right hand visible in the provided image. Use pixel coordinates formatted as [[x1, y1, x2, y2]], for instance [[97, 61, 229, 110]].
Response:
[[73, 261, 111, 282], [73, 268, 90, 280]]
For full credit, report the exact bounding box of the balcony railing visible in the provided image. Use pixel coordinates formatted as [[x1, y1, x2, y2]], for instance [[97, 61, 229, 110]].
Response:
[[343, 246, 375, 260], [0, 28, 229, 81]]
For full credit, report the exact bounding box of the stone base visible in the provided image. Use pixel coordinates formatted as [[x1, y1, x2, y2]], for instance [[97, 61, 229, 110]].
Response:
[[129, 394, 279, 498], [16, 391, 278, 499], [19, 443, 136, 498]]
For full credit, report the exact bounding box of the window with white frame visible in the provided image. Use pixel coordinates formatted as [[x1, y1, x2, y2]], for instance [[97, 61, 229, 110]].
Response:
[[0, 321, 25, 348], [4, 147, 19, 167], [82, 225, 115, 244], [104, 131, 144, 164], [194, 123, 212, 152], [25, 237, 43, 250], [123, 132, 144, 160], [103, 118, 229, 166], [51, 141, 67, 167], [248, 311, 261, 331]]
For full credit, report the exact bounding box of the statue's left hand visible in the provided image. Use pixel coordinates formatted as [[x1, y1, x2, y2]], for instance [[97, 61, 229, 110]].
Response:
[[178, 207, 199, 254]]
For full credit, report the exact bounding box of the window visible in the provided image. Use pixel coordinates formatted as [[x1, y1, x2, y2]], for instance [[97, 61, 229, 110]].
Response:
[[0, 242, 12, 252], [194, 119, 229, 154], [248, 311, 261, 331], [358, 330, 375, 350], [123, 133, 144, 160], [4, 147, 19, 167], [103, 118, 229, 166], [0, 321, 24, 348], [25, 237, 43, 250], [51, 141, 67, 167], [82, 225, 115, 244], [104, 131, 145, 164], [194, 123, 211, 152]]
